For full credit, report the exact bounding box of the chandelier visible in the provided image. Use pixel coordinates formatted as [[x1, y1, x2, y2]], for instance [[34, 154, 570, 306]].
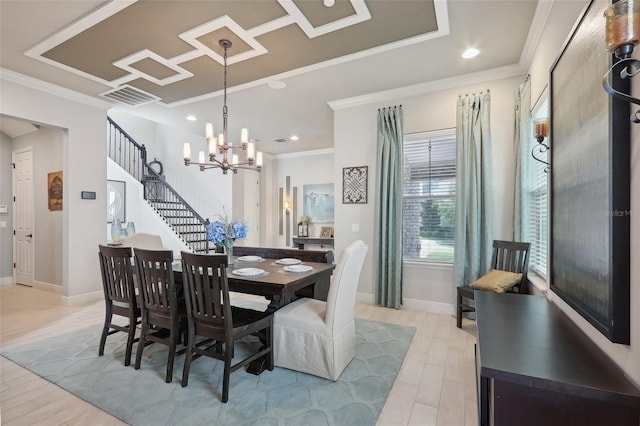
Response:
[[183, 39, 263, 174]]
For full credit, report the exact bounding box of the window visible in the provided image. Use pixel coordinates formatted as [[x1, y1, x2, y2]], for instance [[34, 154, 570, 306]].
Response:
[[402, 129, 456, 262], [527, 98, 549, 277]]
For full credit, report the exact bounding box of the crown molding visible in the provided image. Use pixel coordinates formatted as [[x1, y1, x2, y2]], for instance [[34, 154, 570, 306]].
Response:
[[274, 147, 334, 160], [518, 0, 554, 71], [1, 68, 112, 110], [328, 63, 526, 110]]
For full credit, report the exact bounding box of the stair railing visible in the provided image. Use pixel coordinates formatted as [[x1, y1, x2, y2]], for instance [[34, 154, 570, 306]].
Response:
[[107, 117, 146, 181], [142, 166, 211, 253], [107, 117, 211, 252]]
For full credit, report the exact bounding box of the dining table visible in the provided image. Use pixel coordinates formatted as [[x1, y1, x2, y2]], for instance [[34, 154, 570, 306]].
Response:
[[172, 255, 335, 375], [172, 256, 336, 312]]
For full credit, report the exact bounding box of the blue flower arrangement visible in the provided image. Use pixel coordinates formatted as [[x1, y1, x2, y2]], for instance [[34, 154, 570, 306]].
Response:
[[206, 213, 249, 247]]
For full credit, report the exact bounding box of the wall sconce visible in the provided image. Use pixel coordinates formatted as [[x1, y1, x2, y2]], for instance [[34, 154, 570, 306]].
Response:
[[285, 201, 291, 215], [603, 0, 640, 122], [532, 118, 551, 173]]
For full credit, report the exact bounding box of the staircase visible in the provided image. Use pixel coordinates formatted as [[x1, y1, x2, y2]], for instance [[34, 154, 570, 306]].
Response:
[[107, 117, 211, 253]]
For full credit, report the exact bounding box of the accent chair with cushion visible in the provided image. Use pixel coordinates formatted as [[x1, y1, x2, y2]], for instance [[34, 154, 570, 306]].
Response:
[[456, 240, 530, 328], [121, 232, 164, 250], [273, 240, 368, 381]]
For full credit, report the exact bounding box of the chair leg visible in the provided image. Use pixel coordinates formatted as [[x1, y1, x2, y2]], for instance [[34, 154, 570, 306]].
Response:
[[456, 288, 463, 328], [181, 332, 194, 388], [266, 322, 274, 371], [124, 316, 137, 367], [166, 329, 178, 383], [99, 309, 112, 356], [135, 320, 147, 370], [222, 348, 232, 403]]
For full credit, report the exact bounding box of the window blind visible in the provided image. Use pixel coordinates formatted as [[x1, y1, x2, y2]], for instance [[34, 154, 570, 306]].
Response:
[[402, 130, 456, 262], [527, 103, 549, 277]]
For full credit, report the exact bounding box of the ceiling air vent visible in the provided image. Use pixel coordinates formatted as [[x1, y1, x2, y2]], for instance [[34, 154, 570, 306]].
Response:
[[100, 85, 160, 107], [273, 138, 288, 143]]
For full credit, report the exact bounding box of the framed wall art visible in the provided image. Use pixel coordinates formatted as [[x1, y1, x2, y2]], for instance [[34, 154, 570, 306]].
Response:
[[47, 171, 63, 211], [342, 166, 368, 204], [302, 183, 334, 223], [107, 179, 126, 223], [550, 0, 630, 344]]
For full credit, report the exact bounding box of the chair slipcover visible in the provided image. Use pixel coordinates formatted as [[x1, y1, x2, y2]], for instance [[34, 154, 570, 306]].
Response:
[[121, 233, 164, 250], [274, 240, 368, 380]]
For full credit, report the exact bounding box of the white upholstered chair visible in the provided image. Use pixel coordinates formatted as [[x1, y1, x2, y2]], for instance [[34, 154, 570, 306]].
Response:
[[120, 233, 164, 250], [273, 240, 368, 380]]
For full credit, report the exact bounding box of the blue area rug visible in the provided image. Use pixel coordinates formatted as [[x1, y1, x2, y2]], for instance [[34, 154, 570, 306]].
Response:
[[1, 318, 415, 426]]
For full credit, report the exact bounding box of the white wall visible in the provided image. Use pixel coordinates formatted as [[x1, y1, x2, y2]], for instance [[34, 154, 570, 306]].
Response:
[[332, 75, 523, 311], [1, 75, 109, 302]]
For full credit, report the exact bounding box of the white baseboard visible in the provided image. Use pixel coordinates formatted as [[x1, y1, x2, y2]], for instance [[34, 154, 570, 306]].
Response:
[[0, 276, 13, 285], [61, 290, 103, 306], [402, 297, 453, 315], [32, 280, 63, 294], [356, 292, 454, 315]]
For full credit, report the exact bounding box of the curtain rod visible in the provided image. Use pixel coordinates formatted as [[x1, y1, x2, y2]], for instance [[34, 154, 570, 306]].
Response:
[[458, 89, 490, 97], [377, 105, 403, 111]]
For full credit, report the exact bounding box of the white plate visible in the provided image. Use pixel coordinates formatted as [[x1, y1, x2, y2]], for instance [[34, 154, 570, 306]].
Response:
[[283, 264, 313, 273], [231, 268, 265, 277], [237, 255, 263, 262], [275, 258, 302, 265]]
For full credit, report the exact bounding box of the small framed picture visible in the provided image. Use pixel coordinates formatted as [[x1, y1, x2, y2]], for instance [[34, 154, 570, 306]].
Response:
[[320, 226, 334, 238]]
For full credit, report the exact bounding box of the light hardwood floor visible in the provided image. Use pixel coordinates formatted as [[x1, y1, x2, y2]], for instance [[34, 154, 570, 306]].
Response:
[[0, 284, 478, 426]]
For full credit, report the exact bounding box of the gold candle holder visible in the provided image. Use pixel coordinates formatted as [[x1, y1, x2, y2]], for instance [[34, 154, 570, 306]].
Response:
[[605, 0, 640, 55]]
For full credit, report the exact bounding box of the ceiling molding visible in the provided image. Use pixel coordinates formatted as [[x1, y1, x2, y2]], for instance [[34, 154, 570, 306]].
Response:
[[518, 0, 555, 71], [274, 147, 334, 160], [0, 68, 112, 110], [328, 63, 526, 111]]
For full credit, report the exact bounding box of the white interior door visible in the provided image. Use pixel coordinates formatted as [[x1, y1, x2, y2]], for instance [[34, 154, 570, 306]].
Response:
[[243, 170, 260, 246], [13, 149, 34, 286]]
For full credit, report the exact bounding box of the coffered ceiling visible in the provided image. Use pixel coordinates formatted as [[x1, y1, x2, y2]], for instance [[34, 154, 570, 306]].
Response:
[[1, 0, 561, 154]]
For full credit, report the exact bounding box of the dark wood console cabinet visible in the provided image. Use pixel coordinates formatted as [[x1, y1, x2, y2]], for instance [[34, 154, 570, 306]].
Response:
[[475, 292, 640, 426]]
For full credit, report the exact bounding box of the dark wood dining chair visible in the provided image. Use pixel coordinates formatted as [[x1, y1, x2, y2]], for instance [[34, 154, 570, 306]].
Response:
[[180, 251, 274, 403], [232, 246, 334, 300], [133, 248, 188, 383], [97, 244, 140, 366], [456, 240, 531, 328]]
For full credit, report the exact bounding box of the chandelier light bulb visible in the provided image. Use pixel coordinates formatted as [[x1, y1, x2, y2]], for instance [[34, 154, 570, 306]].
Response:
[[183, 143, 191, 161], [247, 142, 255, 161]]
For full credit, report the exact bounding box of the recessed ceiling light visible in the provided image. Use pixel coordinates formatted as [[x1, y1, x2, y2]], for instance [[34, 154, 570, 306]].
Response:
[[324, 0, 335, 6], [268, 80, 286, 89], [186, 115, 197, 121], [290, 135, 299, 141], [462, 48, 480, 59]]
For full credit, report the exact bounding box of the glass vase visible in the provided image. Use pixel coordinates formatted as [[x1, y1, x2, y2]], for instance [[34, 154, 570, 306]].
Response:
[[126, 222, 136, 235], [111, 218, 122, 243], [224, 240, 234, 265]]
